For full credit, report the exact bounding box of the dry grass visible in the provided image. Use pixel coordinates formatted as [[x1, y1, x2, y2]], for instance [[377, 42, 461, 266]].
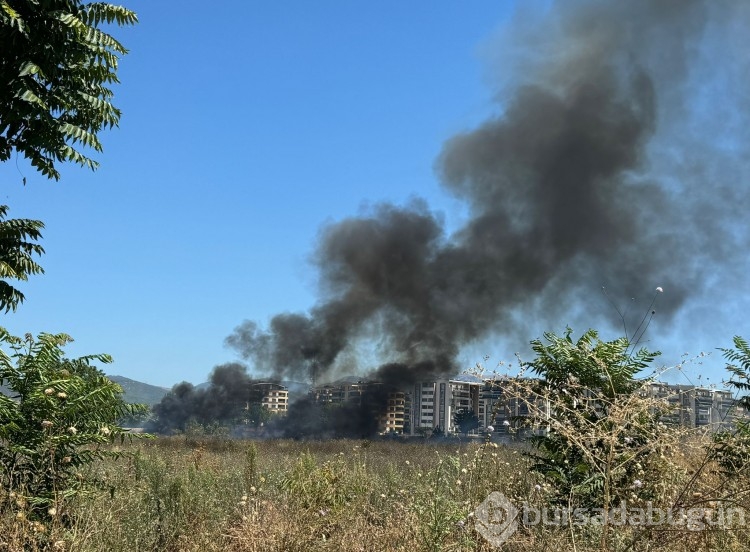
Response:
[[1, 435, 749, 551]]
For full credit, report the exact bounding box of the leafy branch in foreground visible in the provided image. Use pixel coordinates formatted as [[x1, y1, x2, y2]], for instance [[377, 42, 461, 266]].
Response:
[[0, 329, 150, 519], [0, 0, 138, 179], [0, 205, 44, 312], [712, 336, 750, 477]]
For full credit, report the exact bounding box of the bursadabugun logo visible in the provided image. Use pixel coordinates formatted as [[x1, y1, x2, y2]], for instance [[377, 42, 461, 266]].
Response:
[[474, 491, 519, 547], [475, 491, 747, 547]]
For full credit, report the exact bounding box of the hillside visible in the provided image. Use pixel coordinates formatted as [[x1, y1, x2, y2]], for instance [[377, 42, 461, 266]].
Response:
[[108, 375, 169, 406]]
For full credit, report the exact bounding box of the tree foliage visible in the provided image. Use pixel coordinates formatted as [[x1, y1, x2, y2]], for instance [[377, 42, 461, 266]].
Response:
[[453, 408, 479, 436], [722, 336, 750, 411], [0, 0, 137, 180], [522, 328, 662, 508], [0, 205, 44, 312], [712, 336, 750, 476], [0, 329, 149, 517]]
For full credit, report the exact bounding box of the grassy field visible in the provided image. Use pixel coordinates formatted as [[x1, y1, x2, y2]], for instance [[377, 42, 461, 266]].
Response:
[[2, 435, 749, 551]]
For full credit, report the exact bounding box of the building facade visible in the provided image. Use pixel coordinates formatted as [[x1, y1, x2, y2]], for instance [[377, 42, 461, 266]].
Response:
[[252, 382, 289, 414], [408, 375, 482, 436]]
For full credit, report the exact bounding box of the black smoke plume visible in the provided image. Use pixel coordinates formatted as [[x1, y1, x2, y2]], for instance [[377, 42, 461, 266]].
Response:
[[227, 1, 748, 396], [151, 363, 268, 433], [271, 389, 389, 439]]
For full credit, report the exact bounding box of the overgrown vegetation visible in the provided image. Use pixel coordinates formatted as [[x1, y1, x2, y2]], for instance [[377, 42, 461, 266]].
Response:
[[521, 329, 663, 508], [0, 332, 748, 550], [0, 433, 745, 551], [0, 329, 149, 526]]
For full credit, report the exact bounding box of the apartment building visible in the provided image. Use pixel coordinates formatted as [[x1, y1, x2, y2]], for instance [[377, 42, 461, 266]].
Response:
[[302, 375, 742, 437], [309, 379, 367, 404], [645, 383, 738, 429], [383, 391, 408, 434], [408, 375, 482, 436], [479, 378, 551, 436], [251, 382, 289, 414], [310, 379, 410, 434]]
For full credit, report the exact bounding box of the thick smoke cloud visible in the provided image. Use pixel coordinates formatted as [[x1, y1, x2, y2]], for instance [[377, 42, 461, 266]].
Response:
[[151, 363, 268, 433], [227, 0, 749, 390]]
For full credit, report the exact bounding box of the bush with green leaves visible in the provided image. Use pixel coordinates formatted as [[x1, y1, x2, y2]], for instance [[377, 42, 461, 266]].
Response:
[[0, 328, 148, 517], [518, 328, 665, 510], [712, 336, 750, 476]]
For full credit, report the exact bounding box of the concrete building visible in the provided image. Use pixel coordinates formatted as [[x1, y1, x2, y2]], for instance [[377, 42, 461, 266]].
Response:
[[309, 379, 409, 434], [645, 383, 739, 430], [480, 378, 550, 437], [309, 379, 367, 404], [408, 375, 483, 436], [252, 382, 289, 414], [383, 391, 408, 434], [302, 374, 743, 437]]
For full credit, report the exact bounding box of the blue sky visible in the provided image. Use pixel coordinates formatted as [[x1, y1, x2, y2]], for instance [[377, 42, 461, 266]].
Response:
[[1, 1, 747, 388]]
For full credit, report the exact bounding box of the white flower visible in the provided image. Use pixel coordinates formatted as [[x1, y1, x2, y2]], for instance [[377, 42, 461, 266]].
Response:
[[67, 426, 77, 435], [633, 479, 643, 489], [503, 420, 511, 426], [656, 286, 663, 293], [486, 425, 494, 433], [535, 484, 542, 491], [100, 426, 111, 436]]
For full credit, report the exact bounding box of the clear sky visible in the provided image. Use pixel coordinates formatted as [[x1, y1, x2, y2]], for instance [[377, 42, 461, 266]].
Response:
[[1, 1, 747, 388]]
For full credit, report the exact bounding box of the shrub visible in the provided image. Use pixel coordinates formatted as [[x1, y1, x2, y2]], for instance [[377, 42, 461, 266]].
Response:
[[519, 328, 664, 509], [0, 329, 149, 518]]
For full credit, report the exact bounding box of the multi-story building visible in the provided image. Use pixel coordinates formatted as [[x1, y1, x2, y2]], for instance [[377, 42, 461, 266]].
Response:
[[408, 375, 483, 436], [479, 378, 550, 436], [383, 391, 408, 434], [645, 383, 739, 430], [309, 379, 367, 404], [480, 379, 741, 435], [310, 379, 410, 434], [303, 374, 743, 437], [251, 382, 289, 414]]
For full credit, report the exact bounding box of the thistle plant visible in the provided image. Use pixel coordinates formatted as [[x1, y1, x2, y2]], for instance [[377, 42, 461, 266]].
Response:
[[0, 328, 149, 518]]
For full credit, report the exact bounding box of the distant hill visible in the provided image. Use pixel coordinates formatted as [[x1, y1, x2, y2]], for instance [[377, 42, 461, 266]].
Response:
[[108, 375, 169, 406]]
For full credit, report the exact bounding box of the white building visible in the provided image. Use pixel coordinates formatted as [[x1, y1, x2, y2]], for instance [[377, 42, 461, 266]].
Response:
[[408, 375, 482, 436]]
